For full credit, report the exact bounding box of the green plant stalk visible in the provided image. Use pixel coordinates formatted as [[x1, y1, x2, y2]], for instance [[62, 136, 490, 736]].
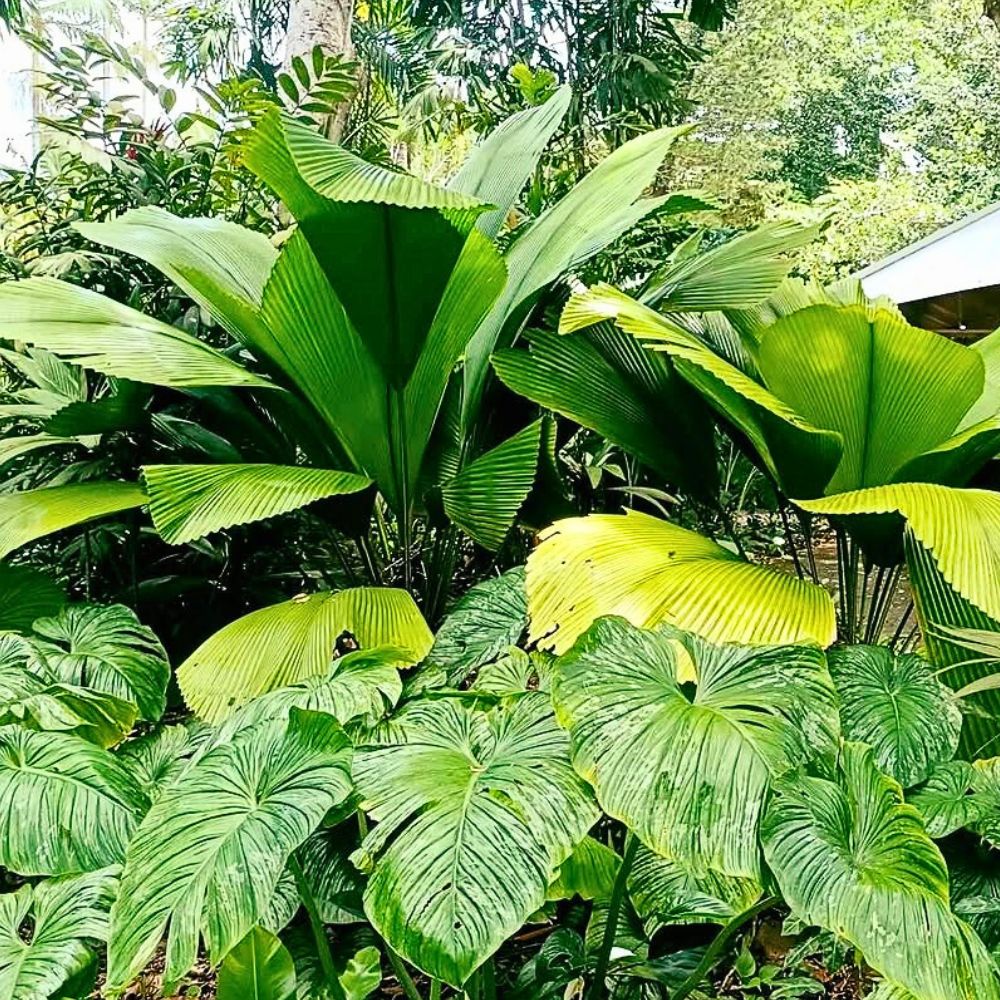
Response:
[[671, 895, 779, 1000], [289, 855, 346, 1000], [386, 945, 424, 1000], [588, 831, 639, 1000], [429, 980, 441, 1000], [481, 959, 497, 1000]]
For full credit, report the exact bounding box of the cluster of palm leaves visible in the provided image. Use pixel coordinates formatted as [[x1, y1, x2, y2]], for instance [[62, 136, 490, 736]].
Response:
[[2, 85, 1000, 998]]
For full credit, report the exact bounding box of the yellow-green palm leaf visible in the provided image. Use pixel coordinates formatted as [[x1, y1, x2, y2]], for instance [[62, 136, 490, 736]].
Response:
[[526, 509, 835, 653], [177, 587, 433, 721]]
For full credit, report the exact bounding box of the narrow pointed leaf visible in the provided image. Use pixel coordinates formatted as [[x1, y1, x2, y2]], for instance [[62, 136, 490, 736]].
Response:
[[353, 694, 598, 986], [75, 207, 278, 348], [462, 124, 694, 430], [551, 618, 838, 878], [107, 710, 353, 993], [0, 277, 272, 388], [527, 510, 836, 653], [449, 86, 571, 239]]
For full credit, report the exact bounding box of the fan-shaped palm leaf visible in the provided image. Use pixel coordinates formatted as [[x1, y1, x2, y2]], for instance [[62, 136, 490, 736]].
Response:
[[142, 463, 373, 544], [527, 510, 836, 653], [177, 587, 431, 721], [0, 564, 63, 633]]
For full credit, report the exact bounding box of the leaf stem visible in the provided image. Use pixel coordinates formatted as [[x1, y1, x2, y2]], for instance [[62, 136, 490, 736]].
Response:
[[289, 855, 345, 1000], [385, 944, 424, 1000], [671, 895, 778, 1000], [429, 980, 441, 1000], [588, 831, 639, 1000]]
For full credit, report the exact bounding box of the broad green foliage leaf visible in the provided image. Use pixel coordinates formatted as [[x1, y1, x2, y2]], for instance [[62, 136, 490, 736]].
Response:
[[471, 647, 551, 695], [527, 510, 836, 653], [44, 379, 151, 437], [552, 618, 838, 878], [904, 531, 1000, 758], [797, 484, 1000, 623], [828, 645, 962, 787], [0, 869, 116, 1000], [643, 220, 818, 311], [548, 836, 620, 902], [762, 742, 1000, 1000], [492, 324, 719, 500], [217, 927, 297, 1000], [178, 588, 431, 722], [216, 647, 406, 738], [339, 946, 381, 1000], [947, 837, 1000, 953], [0, 725, 148, 874], [758, 304, 983, 494], [297, 827, 365, 924], [0, 277, 272, 389], [627, 844, 761, 932], [107, 710, 354, 993], [75, 207, 278, 349], [461, 123, 694, 430], [114, 725, 195, 803], [353, 694, 598, 986], [32, 603, 169, 722], [429, 566, 527, 681], [0, 565, 63, 634], [0, 633, 136, 747], [441, 419, 542, 550], [0, 482, 147, 560], [961, 325, 1000, 429], [970, 758, 1000, 849], [561, 284, 843, 498], [449, 86, 571, 239], [907, 762, 986, 838], [142, 463, 373, 544]]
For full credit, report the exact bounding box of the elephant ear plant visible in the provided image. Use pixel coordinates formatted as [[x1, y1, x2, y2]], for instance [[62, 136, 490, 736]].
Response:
[[0, 585, 997, 999]]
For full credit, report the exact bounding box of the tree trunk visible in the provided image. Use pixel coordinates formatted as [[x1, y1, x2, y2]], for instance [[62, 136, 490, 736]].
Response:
[[281, 0, 356, 141], [986, 0, 1000, 31]]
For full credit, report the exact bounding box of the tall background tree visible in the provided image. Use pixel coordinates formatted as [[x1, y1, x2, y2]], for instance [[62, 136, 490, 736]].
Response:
[[673, 0, 1000, 278]]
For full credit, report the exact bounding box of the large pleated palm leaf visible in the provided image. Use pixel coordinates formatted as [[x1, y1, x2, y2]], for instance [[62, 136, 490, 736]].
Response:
[[797, 484, 1000, 750], [0, 89, 697, 561], [558, 285, 1000, 500], [526, 509, 836, 653]]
